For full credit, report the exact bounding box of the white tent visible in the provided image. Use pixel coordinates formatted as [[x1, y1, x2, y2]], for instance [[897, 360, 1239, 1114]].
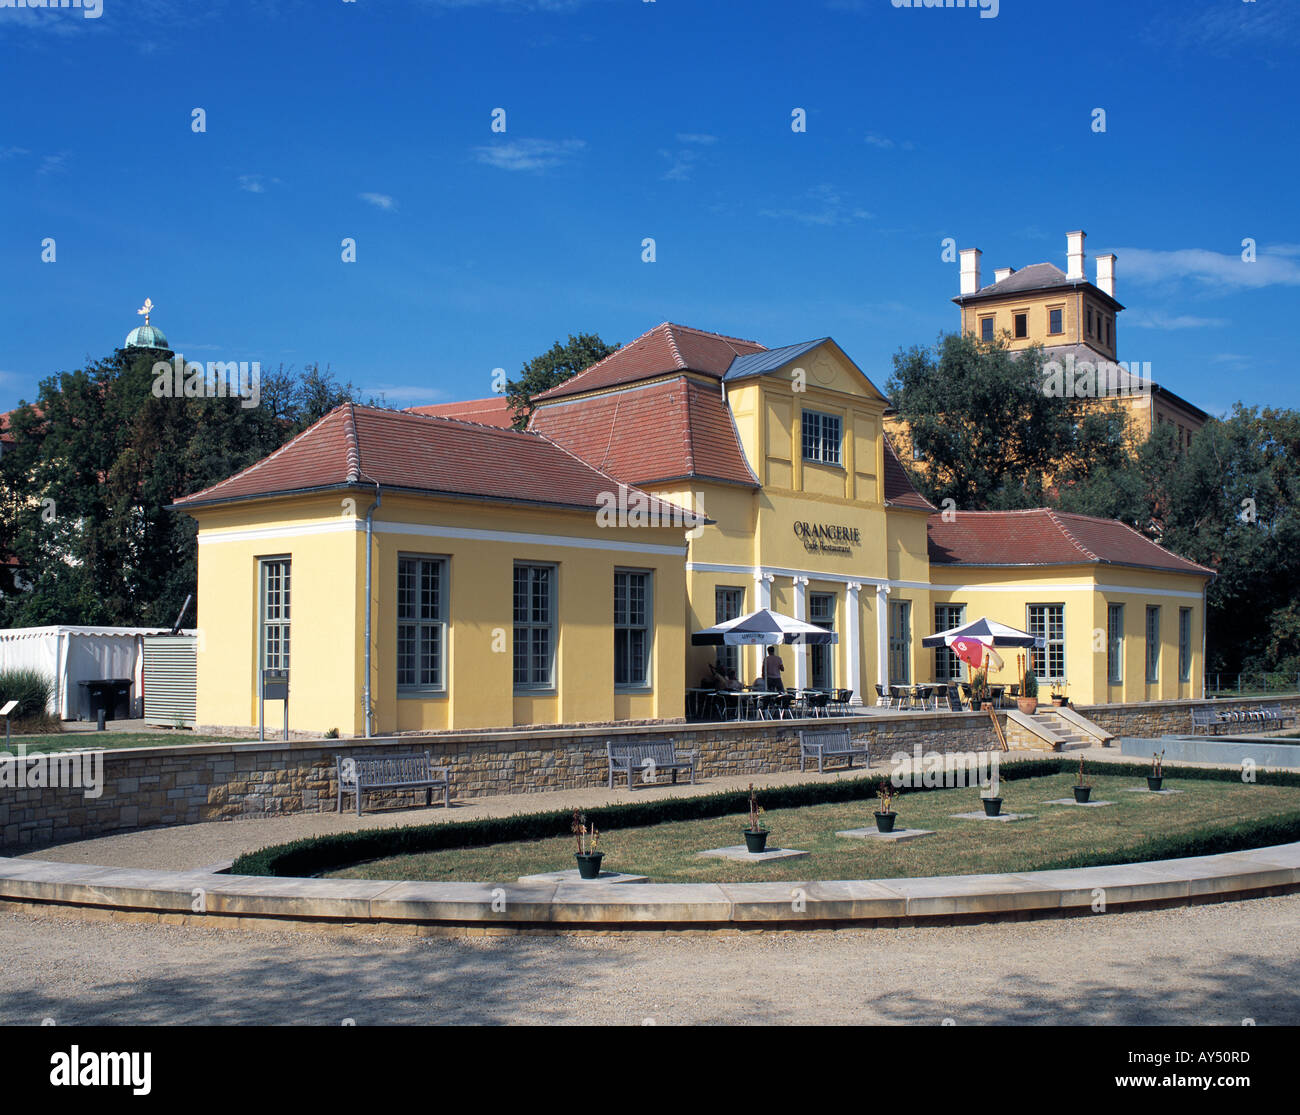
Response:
[[0, 626, 192, 720]]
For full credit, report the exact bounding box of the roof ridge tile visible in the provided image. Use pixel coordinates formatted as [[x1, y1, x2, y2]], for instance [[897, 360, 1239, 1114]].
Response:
[[1045, 508, 1100, 562]]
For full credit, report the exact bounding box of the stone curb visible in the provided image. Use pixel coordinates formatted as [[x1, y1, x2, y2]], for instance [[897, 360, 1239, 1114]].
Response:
[[2, 843, 1298, 931]]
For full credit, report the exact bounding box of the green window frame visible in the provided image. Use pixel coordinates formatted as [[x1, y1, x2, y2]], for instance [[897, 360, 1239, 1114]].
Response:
[[259, 557, 291, 673], [513, 563, 556, 691], [614, 569, 652, 689]]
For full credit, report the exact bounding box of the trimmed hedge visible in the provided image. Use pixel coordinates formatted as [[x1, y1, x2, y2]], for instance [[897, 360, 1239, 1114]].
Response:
[[231, 758, 1300, 879]]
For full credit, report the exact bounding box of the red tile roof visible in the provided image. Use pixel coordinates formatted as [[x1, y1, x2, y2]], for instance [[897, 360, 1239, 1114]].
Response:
[[405, 396, 515, 428], [173, 404, 689, 519], [534, 322, 767, 402], [928, 509, 1214, 577], [882, 439, 935, 512], [529, 376, 759, 487]]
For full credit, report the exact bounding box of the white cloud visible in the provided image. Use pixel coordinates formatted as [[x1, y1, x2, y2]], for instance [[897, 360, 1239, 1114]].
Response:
[[1125, 312, 1228, 330], [472, 138, 585, 172], [238, 174, 266, 194], [359, 192, 398, 211], [676, 133, 717, 145], [760, 183, 873, 227], [864, 132, 914, 150], [37, 152, 67, 175], [1114, 246, 1300, 290]]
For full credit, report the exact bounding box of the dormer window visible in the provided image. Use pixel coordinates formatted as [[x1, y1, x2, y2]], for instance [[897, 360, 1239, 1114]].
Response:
[[801, 409, 842, 466]]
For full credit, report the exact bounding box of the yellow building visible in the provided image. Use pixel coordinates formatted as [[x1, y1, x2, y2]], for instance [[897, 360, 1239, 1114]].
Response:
[[176, 323, 1215, 735], [886, 229, 1209, 464], [174, 404, 689, 736]]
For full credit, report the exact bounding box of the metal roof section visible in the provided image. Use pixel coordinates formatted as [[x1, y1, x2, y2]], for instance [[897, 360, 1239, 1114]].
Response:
[[722, 338, 829, 382]]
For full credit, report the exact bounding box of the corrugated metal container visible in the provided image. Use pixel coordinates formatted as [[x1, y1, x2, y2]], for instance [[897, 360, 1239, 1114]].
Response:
[[142, 636, 197, 728]]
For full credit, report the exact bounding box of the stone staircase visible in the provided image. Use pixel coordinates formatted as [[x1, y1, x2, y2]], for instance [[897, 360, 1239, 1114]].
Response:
[[1029, 708, 1091, 749], [1003, 704, 1114, 752]]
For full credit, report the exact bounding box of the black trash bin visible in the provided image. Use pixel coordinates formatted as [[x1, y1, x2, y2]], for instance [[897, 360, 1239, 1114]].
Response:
[[80, 679, 133, 722]]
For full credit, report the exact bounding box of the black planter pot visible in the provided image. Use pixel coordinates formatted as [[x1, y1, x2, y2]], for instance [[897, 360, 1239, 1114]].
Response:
[[574, 852, 604, 879], [1073, 786, 1092, 803], [1147, 776, 1164, 792], [874, 811, 897, 834], [982, 797, 1003, 817], [744, 829, 769, 854]]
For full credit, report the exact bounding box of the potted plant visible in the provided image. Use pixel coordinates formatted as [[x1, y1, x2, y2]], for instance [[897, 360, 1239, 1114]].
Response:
[[1050, 680, 1070, 707], [1073, 755, 1092, 803], [874, 780, 900, 833], [743, 783, 768, 853], [1017, 667, 1039, 715], [1148, 749, 1165, 792], [981, 780, 1004, 817], [971, 668, 992, 711], [572, 810, 603, 878]]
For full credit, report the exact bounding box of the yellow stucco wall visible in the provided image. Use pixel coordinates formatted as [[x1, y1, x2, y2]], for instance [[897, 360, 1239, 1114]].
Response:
[[190, 492, 687, 735], [929, 563, 1207, 704]]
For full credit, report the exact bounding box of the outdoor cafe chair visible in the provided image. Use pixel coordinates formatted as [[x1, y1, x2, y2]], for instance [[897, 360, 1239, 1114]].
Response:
[[890, 684, 911, 710], [913, 684, 936, 711], [874, 684, 892, 708], [805, 690, 831, 718]]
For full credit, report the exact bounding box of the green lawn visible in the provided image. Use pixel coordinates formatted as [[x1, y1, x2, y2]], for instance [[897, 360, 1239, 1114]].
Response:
[[0, 732, 242, 755], [326, 772, 1300, 884]]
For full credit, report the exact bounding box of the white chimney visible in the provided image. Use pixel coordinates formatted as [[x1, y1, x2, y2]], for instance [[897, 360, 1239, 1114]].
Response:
[[959, 248, 982, 296], [1067, 230, 1086, 281], [994, 267, 1015, 284], [1096, 253, 1117, 298]]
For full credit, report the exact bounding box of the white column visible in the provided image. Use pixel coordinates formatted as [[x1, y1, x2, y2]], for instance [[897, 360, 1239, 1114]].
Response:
[[753, 571, 774, 683], [846, 582, 863, 705], [792, 576, 809, 691], [876, 583, 891, 692]]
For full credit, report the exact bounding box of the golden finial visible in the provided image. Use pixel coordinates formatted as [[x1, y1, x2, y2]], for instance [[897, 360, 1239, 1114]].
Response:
[[137, 298, 154, 326]]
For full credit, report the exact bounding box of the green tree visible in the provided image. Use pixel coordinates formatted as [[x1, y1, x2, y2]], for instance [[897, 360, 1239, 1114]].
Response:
[[887, 332, 1130, 510], [0, 346, 304, 629], [505, 332, 619, 429]]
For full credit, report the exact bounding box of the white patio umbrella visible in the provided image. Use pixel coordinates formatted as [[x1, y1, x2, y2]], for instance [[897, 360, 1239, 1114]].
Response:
[[691, 608, 838, 646]]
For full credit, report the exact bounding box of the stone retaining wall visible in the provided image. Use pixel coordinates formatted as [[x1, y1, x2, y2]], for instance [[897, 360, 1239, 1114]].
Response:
[[1077, 695, 1300, 738], [1, 712, 996, 851], [6, 695, 1297, 851]]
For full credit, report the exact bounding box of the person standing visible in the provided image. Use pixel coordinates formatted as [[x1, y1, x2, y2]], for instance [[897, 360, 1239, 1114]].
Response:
[[762, 645, 785, 692]]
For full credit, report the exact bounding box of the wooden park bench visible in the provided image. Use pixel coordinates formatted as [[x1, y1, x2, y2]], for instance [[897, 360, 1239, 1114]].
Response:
[[606, 739, 698, 790], [799, 728, 869, 773], [336, 752, 451, 816], [1190, 705, 1227, 735]]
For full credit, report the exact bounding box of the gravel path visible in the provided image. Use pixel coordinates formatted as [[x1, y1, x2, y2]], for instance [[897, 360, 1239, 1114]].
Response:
[[3, 893, 1297, 1025]]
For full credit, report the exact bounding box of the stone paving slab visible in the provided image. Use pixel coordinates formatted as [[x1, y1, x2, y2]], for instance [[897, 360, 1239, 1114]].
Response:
[[1120, 787, 1184, 795], [1041, 798, 1115, 807], [548, 882, 734, 923], [949, 811, 1036, 823], [518, 869, 648, 884], [836, 827, 935, 842], [718, 879, 909, 921], [697, 845, 809, 863]]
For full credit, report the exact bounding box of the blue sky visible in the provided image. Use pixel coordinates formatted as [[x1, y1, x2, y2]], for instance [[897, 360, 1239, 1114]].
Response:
[[2, 0, 1298, 417]]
